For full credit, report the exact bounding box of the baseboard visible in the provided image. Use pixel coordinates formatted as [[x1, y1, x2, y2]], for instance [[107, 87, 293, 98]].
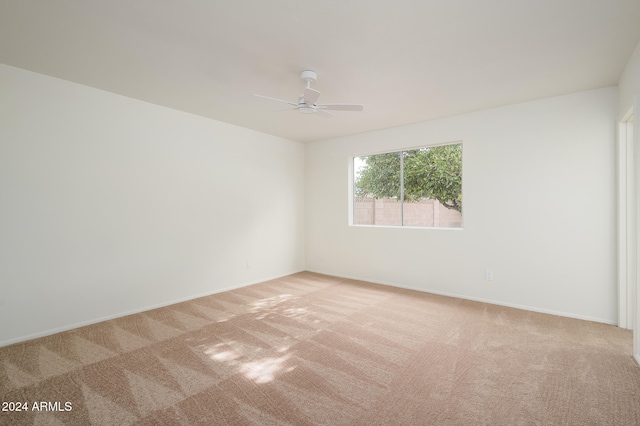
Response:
[[0, 269, 305, 348], [306, 269, 617, 326], [634, 353, 640, 366]]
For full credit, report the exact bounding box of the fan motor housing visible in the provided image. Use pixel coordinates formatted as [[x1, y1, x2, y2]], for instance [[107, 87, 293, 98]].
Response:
[[298, 105, 317, 114]]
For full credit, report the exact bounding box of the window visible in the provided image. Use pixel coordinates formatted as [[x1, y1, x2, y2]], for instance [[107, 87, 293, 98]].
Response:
[[352, 143, 462, 228]]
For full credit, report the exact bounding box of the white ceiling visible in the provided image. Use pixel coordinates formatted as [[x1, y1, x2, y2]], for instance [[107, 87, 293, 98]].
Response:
[[1, 1, 640, 143]]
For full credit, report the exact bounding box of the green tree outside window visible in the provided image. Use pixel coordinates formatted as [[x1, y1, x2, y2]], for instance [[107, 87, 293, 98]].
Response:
[[355, 144, 462, 213]]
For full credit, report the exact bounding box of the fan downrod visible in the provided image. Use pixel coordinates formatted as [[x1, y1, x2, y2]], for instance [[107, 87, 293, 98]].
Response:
[[300, 70, 317, 85]]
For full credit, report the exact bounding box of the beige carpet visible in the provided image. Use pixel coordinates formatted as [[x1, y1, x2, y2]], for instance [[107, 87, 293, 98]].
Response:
[[1, 272, 638, 425]]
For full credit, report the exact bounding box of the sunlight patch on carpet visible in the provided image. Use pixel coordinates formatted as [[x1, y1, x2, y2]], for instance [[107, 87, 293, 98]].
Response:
[[241, 354, 294, 384]]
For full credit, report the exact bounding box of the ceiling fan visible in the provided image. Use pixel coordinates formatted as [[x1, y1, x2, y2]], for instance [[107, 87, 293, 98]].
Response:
[[254, 70, 363, 116]]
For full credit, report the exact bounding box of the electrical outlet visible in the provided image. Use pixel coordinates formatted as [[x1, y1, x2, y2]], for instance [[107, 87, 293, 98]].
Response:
[[245, 260, 251, 269], [485, 270, 493, 281]]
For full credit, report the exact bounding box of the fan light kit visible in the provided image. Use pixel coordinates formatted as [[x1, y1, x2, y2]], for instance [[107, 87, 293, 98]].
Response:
[[254, 70, 363, 116]]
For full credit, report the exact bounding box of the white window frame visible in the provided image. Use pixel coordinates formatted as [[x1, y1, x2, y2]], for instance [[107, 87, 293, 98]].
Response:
[[349, 141, 463, 229]]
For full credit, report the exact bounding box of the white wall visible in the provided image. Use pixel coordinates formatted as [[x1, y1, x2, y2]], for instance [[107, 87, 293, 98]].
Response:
[[306, 87, 618, 324], [0, 64, 305, 346], [618, 40, 640, 119]]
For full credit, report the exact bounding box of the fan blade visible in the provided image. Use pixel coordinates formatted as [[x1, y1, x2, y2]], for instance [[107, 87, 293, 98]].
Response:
[[317, 109, 335, 118], [318, 104, 364, 111], [254, 94, 297, 106], [304, 87, 321, 105]]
